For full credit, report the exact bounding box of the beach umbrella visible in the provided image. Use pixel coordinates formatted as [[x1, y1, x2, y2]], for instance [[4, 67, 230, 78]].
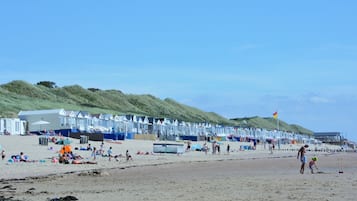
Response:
[[63, 138, 71, 145], [31, 120, 50, 125], [56, 138, 72, 145]]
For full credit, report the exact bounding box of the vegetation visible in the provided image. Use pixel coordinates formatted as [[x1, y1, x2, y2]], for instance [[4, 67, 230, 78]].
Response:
[[0, 80, 313, 135], [36, 81, 57, 88], [231, 116, 313, 135]]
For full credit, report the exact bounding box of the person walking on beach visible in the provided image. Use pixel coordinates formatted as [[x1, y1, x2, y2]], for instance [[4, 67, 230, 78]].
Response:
[[186, 141, 191, 152], [92, 147, 97, 160], [269, 143, 273, 154], [297, 145, 309, 174], [108, 147, 113, 161], [1, 149, 5, 160], [203, 143, 208, 155], [99, 142, 105, 155], [212, 141, 216, 154]]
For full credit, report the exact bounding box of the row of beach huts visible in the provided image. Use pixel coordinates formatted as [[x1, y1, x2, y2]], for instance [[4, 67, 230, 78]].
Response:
[[0, 109, 316, 143]]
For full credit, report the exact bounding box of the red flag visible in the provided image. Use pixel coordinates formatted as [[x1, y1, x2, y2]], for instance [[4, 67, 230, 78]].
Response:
[[273, 111, 278, 119]]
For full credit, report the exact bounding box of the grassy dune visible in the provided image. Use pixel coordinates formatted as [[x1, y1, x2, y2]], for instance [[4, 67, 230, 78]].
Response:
[[0, 80, 313, 135]]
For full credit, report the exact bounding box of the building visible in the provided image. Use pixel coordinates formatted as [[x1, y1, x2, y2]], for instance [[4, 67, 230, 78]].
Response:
[[16, 108, 315, 142], [0, 118, 26, 135], [18, 109, 69, 134], [314, 132, 342, 145]]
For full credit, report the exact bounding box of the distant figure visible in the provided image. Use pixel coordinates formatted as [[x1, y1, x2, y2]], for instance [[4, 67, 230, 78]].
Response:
[[99, 142, 105, 155], [1, 150, 5, 160], [212, 141, 216, 154], [87, 144, 92, 151], [59, 154, 69, 164], [203, 143, 208, 155], [126, 150, 132, 161], [157, 131, 161, 140], [226, 144, 230, 154], [309, 157, 318, 174], [3, 129, 9, 135], [216, 143, 220, 154], [68, 151, 83, 160], [186, 141, 191, 151], [269, 143, 273, 154], [92, 147, 97, 160], [108, 147, 113, 161], [72, 159, 97, 164], [19, 152, 28, 162], [297, 145, 309, 174]]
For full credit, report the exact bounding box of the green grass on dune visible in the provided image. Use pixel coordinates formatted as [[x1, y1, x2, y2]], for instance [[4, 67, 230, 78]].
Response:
[[0, 80, 313, 135]]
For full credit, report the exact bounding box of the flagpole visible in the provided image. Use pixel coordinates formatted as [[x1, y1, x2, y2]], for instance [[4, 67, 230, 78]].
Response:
[[273, 111, 279, 131]]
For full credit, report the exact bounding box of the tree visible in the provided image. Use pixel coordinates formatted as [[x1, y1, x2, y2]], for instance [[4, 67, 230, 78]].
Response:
[[36, 81, 57, 88], [88, 88, 101, 92]]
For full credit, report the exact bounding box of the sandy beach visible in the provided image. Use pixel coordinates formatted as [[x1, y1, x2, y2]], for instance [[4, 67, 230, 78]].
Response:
[[0, 135, 356, 201]]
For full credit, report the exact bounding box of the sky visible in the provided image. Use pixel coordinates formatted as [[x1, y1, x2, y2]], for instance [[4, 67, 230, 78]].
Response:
[[1, 1, 357, 141]]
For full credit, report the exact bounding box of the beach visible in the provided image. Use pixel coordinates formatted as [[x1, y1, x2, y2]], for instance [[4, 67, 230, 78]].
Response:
[[0, 135, 356, 201]]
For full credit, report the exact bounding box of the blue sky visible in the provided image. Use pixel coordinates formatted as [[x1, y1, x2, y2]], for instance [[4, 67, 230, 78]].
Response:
[[1, 1, 357, 141]]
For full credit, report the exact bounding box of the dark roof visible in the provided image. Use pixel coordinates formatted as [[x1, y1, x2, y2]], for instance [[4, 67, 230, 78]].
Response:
[[314, 132, 341, 137]]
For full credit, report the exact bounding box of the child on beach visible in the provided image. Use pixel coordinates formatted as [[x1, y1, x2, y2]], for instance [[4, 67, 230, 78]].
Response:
[[309, 157, 318, 174], [126, 150, 132, 161]]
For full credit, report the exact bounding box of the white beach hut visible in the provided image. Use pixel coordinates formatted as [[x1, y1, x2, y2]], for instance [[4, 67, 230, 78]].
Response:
[[64, 110, 77, 129], [75, 111, 91, 132], [18, 109, 67, 132], [0, 118, 26, 135]]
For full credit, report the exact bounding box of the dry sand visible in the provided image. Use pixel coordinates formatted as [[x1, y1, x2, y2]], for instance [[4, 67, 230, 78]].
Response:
[[0, 135, 356, 201]]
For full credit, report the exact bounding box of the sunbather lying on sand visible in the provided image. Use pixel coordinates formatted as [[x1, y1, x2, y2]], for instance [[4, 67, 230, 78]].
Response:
[[72, 159, 97, 164]]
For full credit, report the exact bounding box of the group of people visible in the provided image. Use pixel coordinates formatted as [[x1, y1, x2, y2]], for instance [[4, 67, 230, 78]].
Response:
[[106, 146, 133, 162], [1, 140, 134, 165], [211, 141, 222, 154], [199, 142, 233, 155], [297, 144, 318, 174], [8, 152, 31, 162], [58, 146, 97, 164], [88, 142, 133, 162]]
